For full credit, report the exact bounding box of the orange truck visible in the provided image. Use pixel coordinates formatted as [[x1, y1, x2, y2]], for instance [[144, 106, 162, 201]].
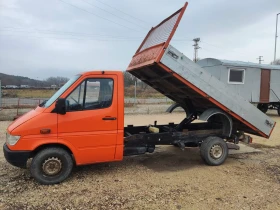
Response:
[[3, 3, 275, 185]]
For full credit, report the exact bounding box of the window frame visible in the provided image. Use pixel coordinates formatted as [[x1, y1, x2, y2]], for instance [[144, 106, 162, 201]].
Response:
[[65, 77, 114, 112], [44, 74, 81, 108], [227, 68, 245, 84]]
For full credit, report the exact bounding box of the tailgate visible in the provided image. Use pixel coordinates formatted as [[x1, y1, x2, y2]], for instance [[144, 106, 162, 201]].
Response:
[[126, 2, 276, 138]]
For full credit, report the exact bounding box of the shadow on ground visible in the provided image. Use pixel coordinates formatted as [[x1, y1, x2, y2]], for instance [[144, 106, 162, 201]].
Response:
[[72, 146, 210, 177]]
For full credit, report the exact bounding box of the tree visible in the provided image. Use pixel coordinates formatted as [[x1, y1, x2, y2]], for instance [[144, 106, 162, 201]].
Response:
[[45, 77, 69, 87], [123, 72, 135, 87]]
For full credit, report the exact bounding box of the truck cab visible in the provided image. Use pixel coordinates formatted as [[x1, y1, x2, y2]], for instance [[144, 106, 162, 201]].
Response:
[[4, 71, 125, 184]]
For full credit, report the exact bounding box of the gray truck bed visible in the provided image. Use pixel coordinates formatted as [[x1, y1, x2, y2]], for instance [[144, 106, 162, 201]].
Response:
[[126, 2, 275, 138]]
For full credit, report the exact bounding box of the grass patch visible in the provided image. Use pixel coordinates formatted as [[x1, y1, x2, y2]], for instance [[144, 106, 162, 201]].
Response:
[[3, 87, 168, 99], [2, 89, 56, 98], [124, 103, 135, 107], [124, 86, 165, 98]]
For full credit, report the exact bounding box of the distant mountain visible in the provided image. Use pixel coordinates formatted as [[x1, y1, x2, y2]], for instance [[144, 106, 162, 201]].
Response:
[[0, 73, 45, 87]]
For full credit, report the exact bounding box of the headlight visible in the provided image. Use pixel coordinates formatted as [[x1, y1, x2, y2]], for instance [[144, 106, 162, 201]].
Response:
[[6, 133, 21, 145]]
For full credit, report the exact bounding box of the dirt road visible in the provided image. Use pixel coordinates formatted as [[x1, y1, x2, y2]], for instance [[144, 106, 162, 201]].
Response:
[[1, 112, 280, 209]]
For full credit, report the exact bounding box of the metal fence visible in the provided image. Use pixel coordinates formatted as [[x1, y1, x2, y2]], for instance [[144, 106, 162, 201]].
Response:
[[136, 3, 187, 54], [0, 98, 45, 120], [1, 98, 45, 108], [1, 97, 172, 108], [138, 12, 180, 52], [125, 97, 172, 104], [0, 96, 174, 121]]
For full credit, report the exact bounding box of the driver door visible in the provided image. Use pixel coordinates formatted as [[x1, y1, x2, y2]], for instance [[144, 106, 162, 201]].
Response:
[[57, 75, 118, 165]]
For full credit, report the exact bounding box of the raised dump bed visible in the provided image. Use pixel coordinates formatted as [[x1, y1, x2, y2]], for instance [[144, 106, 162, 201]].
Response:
[[127, 2, 275, 138]]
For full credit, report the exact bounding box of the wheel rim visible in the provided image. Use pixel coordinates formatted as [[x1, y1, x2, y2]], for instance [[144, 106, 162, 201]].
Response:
[[210, 144, 223, 159], [42, 157, 62, 176]]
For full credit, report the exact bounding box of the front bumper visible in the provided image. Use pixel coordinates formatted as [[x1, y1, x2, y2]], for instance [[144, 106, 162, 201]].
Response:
[[3, 144, 32, 168]]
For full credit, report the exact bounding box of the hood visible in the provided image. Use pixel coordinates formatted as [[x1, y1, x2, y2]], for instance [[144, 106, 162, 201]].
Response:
[[7, 107, 45, 133]]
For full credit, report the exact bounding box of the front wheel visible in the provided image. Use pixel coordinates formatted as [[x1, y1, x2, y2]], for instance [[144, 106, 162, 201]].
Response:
[[200, 136, 228, 166], [30, 147, 73, 185]]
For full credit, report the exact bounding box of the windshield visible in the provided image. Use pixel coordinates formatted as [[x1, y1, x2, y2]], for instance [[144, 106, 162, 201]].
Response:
[[43, 75, 81, 108]]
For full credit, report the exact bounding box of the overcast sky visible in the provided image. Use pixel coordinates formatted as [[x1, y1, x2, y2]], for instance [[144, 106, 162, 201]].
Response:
[[0, 0, 279, 80]]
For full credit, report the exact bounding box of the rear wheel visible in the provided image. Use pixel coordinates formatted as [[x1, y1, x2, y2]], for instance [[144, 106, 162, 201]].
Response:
[[30, 147, 73, 185], [278, 106, 280, 116], [257, 103, 268, 113], [200, 136, 228, 166]]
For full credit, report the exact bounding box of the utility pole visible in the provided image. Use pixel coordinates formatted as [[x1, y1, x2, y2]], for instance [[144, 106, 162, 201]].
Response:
[[193, 38, 200, 62], [134, 79, 137, 105], [274, 13, 280, 62], [257, 56, 264, 64]]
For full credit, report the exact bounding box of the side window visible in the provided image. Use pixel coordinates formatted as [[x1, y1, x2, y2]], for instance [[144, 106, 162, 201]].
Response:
[[228, 69, 245, 84], [66, 81, 85, 111], [66, 78, 113, 112], [85, 80, 100, 104]]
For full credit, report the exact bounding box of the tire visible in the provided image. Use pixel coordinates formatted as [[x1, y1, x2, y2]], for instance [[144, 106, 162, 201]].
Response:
[[278, 106, 280, 116], [200, 136, 228, 166], [30, 147, 73, 185], [257, 103, 268, 113]]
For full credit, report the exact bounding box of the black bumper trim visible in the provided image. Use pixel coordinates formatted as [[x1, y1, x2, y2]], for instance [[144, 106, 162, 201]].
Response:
[[3, 144, 32, 169]]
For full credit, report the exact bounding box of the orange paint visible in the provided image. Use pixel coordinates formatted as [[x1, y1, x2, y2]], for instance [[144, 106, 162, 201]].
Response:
[[7, 71, 125, 165]]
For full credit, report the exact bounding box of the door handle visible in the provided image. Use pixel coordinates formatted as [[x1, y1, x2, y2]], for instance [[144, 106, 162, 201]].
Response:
[[102, 117, 117, 120]]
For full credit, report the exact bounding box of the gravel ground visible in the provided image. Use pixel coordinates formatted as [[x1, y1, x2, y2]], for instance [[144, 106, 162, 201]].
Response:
[[1, 112, 280, 210]]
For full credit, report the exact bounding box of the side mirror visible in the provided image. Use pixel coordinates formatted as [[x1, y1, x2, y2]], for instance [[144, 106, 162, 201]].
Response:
[[55, 98, 66, 115]]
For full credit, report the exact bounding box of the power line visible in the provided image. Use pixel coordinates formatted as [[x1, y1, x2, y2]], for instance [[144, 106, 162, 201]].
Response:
[[79, 0, 148, 29], [172, 37, 193, 42], [200, 44, 264, 64], [200, 40, 249, 57], [200, 40, 224, 49], [0, 26, 194, 42], [56, 0, 142, 32], [0, 31, 193, 42], [0, 27, 142, 39], [0, 33, 143, 41], [94, 0, 150, 25], [199, 46, 217, 54]]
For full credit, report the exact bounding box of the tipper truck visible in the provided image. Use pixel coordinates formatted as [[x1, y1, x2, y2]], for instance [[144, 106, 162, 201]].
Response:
[[3, 2, 276, 184]]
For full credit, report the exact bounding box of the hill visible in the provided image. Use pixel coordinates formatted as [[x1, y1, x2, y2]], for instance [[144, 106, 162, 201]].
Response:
[[0, 73, 44, 87]]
